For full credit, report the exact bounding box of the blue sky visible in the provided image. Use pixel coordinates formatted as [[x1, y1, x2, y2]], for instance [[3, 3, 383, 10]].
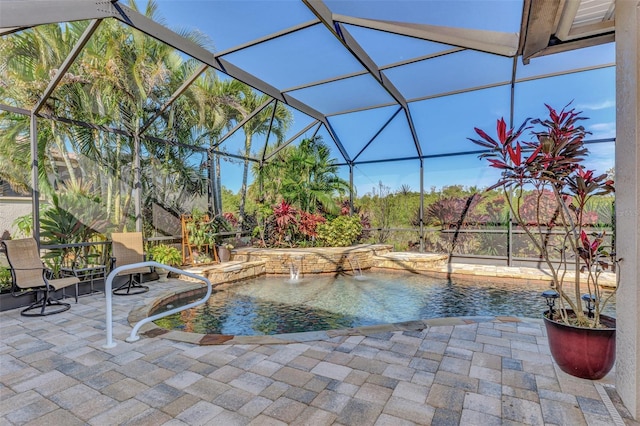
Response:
[[136, 1, 616, 196]]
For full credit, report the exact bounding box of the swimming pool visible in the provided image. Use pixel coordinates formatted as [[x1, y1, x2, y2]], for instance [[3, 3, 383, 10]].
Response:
[[152, 271, 616, 336]]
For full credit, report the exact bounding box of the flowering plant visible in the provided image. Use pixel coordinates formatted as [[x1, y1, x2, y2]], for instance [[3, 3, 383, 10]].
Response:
[[469, 103, 618, 328]]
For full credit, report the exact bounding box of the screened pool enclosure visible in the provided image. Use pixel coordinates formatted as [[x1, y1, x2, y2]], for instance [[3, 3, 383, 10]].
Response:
[[0, 0, 617, 264], [3, 0, 640, 418]]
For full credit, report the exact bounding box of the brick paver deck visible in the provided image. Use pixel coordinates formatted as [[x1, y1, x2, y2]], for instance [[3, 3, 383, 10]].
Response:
[[0, 273, 633, 425]]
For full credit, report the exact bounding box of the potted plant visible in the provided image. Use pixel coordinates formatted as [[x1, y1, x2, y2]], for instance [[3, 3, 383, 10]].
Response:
[[469, 103, 619, 379], [217, 243, 234, 262], [183, 210, 232, 264], [148, 244, 182, 282]]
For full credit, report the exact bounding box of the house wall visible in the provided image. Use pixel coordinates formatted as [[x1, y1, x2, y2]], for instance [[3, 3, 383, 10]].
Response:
[[0, 197, 31, 239], [615, 0, 640, 419]]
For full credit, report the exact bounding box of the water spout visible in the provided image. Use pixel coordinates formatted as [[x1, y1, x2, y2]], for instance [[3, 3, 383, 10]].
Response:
[[290, 263, 300, 280], [286, 256, 303, 283], [347, 256, 366, 280]]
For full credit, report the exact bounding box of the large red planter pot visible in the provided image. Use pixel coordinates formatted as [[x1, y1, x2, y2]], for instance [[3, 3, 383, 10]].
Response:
[[543, 310, 616, 380]]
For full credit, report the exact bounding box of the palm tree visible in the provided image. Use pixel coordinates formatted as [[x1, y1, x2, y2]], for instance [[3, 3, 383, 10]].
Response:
[[397, 184, 413, 196], [188, 76, 247, 215], [254, 136, 349, 215], [66, 0, 202, 228], [0, 1, 212, 230], [232, 88, 292, 228], [0, 21, 84, 195], [1, 0, 290, 237]]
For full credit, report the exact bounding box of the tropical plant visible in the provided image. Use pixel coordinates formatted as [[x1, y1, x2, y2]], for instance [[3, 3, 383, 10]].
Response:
[[0, 266, 12, 293], [469, 103, 618, 329], [317, 215, 363, 247], [339, 199, 371, 243], [271, 200, 298, 246], [0, 1, 247, 236], [297, 211, 326, 239], [252, 136, 348, 216], [280, 137, 348, 214], [148, 244, 182, 266], [185, 210, 210, 252], [35, 185, 110, 270], [425, 195, 483, 229], [0, 21, 85, 197], [184, 209, 231, 252], [12, 214, 33, 238], [235, 91, 292, 227], [370, 181, 392, 244], [422, 195, 485, 255]]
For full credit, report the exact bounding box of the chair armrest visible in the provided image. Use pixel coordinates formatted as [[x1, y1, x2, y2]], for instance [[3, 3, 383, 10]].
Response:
[[43, 268, 55, 279]]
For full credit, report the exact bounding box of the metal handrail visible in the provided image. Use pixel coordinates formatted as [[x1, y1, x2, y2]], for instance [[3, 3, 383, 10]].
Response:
[[102, 261, 212, 348]]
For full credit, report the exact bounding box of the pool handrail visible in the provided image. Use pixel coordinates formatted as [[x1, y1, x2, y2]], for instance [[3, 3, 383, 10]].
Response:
[[103, 261, 212, 348]]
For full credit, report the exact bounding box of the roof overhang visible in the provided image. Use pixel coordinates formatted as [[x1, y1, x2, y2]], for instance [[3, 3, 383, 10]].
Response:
[[520, 0, 615, 63]]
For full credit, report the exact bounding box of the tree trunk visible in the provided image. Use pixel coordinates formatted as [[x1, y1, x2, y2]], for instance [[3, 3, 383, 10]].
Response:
[[238, 133, 252, 227]]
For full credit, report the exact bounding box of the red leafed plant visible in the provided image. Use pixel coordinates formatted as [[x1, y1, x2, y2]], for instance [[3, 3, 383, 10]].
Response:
[[272, 200, 298, 245], [223, 212, 239, 227], [298, 211, 326, 238], [469, 103, 618, 328]]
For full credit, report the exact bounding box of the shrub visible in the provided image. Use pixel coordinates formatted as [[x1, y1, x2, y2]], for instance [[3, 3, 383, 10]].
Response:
[[148, 244, 182, 266], [317, 215, 363, 247], [0, 266, 12, 293], [298, 211, 326, 238]]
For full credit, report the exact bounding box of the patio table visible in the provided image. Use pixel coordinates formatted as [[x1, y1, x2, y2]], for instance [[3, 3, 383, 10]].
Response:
[[61, 264, 106, 302]]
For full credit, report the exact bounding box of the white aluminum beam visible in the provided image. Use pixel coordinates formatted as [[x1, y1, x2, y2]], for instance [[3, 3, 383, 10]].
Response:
[[0, 0, 117, 27], [304, 0, 423, 158], [0, 0, 331, 148], [213, 98, 273, 148], [264, 120, 320, 162], [334, 14, 519, 57], [0, 26, 25, 36]]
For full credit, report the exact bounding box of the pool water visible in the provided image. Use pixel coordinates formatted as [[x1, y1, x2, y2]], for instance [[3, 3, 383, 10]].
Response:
[[152, 271, 616, 336]]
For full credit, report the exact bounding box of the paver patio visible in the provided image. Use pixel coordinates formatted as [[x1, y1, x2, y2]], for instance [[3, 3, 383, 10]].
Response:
[[0, 275, 635, 425]]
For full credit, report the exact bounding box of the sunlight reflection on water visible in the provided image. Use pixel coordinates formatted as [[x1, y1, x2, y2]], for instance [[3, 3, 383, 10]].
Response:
[[153, 271, 616, 336]]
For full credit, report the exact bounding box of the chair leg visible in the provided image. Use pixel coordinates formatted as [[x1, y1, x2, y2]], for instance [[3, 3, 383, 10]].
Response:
[[113, 273, 149, 296], [21, 287, 71, 317]]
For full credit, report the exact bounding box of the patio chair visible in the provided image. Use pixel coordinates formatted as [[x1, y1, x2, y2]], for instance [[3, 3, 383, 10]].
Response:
[[110, 232, 151, 295], [1, 238, 79, 317]]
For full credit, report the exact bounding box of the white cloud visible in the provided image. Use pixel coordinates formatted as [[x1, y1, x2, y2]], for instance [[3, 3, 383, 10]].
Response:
[[577, 100, 615, 111], [588, 122, 616, 139]]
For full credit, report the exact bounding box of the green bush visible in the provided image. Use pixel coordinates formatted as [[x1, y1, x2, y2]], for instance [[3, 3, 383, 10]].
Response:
[[317, 215, 362, 247], [0, 266, 12, 293], [148, 244, 182, 266]]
